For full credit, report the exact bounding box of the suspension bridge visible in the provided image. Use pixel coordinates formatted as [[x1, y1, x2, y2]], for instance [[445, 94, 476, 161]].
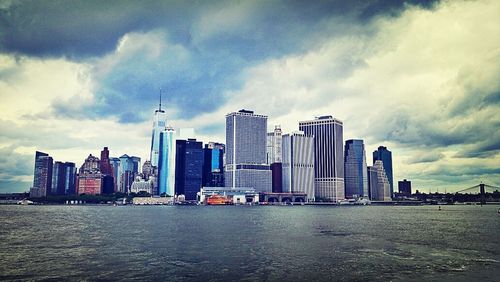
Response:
[[456, 183, 500, 194]]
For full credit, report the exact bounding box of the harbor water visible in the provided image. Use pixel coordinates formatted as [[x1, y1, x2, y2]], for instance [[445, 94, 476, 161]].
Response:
[[0, 205, 499, 281]]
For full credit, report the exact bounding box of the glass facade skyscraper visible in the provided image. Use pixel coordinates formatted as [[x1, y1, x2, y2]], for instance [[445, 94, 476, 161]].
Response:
[[344, 139, 368, 199], [158, 127, 176, 196], [202, 142, 225, 187], [51, 161, 77, 196], [175, 139, 204, 200], [118, 154, 141, 193], [373, 146, 393, 198], [224, 109, 272, 193], [64, 162, 77, 195], [30, 151, 53, 197], [109, 157, 120, 193], [150, 102, 167, 168], [299, 116, 344, 202], [51, 161, 66, 195], [282, 131, 315, 201]]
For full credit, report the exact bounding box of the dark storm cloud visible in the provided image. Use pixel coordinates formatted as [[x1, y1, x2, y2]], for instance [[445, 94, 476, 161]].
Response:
[[426, 166, 500, 178], [378, 106, 499, 156], [0, 0, 195, 58], [455, 131, 500, 158], [0, 0, 439, 58], [407, 151, 445, 164], [0, 0, 439, 125]]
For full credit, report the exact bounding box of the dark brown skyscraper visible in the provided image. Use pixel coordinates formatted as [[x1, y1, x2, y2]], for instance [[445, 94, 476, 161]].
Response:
[[100, 147, 114, 193], [100, 147, 113, 175]]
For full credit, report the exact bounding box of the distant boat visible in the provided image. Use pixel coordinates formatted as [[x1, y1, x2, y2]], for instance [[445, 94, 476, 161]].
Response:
[[17, 199, 34, 205]]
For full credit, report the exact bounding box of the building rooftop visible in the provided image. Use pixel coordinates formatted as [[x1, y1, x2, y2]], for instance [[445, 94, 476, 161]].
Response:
[[238, 109, 254, 114], [226, 110, 268, 118]]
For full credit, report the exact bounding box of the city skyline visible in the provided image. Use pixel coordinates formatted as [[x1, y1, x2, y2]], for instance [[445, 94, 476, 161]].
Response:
[[1, 0, 499, 193]]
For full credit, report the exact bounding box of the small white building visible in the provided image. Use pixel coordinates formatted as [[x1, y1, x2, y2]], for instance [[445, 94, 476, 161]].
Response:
[[130, 176, 154, 194]]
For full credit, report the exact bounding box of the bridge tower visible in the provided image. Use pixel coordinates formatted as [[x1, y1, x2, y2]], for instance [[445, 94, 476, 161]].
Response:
[[480, 182, 485, 205]]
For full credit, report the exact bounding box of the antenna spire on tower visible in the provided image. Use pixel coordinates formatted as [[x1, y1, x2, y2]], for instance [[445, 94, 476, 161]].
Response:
[[159, 88, 162, 111]]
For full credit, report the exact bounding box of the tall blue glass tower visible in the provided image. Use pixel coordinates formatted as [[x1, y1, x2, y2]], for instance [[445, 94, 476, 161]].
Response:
[[373, 146, 393, 198], [344, 139, 368, 198], [158, 127, 176, 196], [202, 142, 225, 187], [175, 139, 204, 200], [150, 94, 167, 167]]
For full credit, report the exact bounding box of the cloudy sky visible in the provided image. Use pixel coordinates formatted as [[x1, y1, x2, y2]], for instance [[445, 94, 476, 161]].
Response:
[[0, 0, 499, 193]]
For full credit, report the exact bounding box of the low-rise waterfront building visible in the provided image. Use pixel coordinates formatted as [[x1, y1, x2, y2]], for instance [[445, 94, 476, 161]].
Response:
[[197, 187, 259, 204], [132, 196, 172, 205]]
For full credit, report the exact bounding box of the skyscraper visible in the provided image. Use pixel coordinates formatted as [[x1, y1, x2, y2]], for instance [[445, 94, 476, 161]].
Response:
[[30, 151, 53, 197], [299, 116, 344, 202], [267, 125, 283, 193], [109, 157, 120, 193], [344, 139, 368, 199], [373, 146, 394, 198], [150, 94, 167, 168], [100, 147, 114, 194], [158, 126, 176, 196], [175, 139, 204, 200], [100, 147, 112, 175], [64, 162, 77, 195], [282, 131, 315, 201], [51, 161, 77, 196], [266, 125, 282, 164], [202, 142, 225, 187], [224, 109, 272, 193], [51, 161, 66, 195], [118, 154, 141, 193], [367, 160, 391, 201], [142, 160, 154, 180]]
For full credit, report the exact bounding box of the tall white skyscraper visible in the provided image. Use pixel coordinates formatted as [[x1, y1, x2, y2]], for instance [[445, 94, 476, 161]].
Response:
[[368, 160, 391, 201], [282, 131, 315, 201], [266, 125, 282, 164], [224, 109, 272, 193], [299, 116, 344, 202], [150, 96, 167, 167], [158, 126, 176, 196]]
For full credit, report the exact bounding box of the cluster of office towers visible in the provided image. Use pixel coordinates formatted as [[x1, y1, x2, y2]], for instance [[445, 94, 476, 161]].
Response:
[[30, 103, 394, 202], [29, 103, 224, 200], [225, 110, 393, 202]]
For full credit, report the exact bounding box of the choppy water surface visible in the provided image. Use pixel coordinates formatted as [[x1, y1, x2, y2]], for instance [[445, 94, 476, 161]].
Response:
[[0, 205, 499, 281]]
